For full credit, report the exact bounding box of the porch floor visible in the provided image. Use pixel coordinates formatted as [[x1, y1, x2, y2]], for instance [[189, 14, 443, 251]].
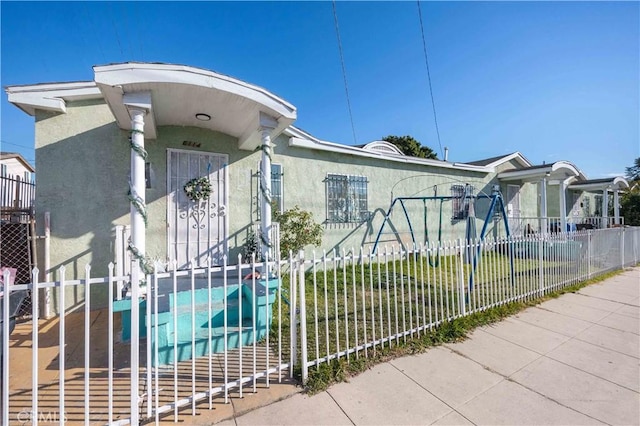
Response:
[[5, 308, 299, 425]]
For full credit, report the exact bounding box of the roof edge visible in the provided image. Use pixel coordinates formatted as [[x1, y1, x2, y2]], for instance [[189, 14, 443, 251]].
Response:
[[5, 81, 103, 116], [287, 133, 491, 173]]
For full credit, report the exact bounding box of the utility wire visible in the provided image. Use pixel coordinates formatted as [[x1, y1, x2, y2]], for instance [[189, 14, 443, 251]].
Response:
[[123, 3, 135, 60], [332, 0, 358, 145], [417, 0, 444, 159], [0, 140, 35, 150], [108, 2, 125, 59], [82, 2, 107, 63]]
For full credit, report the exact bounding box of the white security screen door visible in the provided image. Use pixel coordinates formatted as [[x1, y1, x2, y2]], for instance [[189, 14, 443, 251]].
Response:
[[506, 184, 521, 233], [167, 149, 228, 269], [572, 192, 581, 217]]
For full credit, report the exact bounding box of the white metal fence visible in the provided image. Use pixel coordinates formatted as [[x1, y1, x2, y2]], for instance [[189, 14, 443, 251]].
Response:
[[293, 227, 639, 381], [510, 216, 624, 235], [2, 255, 292, 425], [1, 227, 639, 424]]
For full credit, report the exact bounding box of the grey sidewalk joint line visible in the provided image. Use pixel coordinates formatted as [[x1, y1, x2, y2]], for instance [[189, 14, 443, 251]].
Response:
[[481, 323, 568, 356], [535, 305, 608, 327], [514, 309, 640, 393], [325, 388, 357, 425], [445, 345, 615, 425], [503, 376, 614, 426], [386, 356, 477, 426], [576, 291, 639, 308]]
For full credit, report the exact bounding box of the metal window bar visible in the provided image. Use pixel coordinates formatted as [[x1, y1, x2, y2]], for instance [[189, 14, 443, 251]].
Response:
[[325, 174, 368, 223], [255, 163, 284, 220]]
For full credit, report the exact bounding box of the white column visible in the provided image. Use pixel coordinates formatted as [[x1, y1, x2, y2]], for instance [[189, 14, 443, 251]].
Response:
[[540, 178, 548, 233], [128, 108, 145, 426], [602, 188, 609, 227], [130, 109, 146, 265], [559, 179, 568, 233], [259, 112, 278, 261], [613, 189, 620, 225]]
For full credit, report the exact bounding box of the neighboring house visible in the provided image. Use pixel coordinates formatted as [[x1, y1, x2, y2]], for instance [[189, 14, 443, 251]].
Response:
[[4, 62, 628, 310], [0, 152, 36, 286], [0, 152, 35, 211], [0, 152, 34, 180]]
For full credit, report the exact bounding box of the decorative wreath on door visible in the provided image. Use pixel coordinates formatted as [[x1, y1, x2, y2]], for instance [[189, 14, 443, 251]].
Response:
[[184, 177, 212, 201]]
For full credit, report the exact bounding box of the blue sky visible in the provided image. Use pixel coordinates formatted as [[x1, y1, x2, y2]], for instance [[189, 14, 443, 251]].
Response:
[[1, 1, 638, 178]]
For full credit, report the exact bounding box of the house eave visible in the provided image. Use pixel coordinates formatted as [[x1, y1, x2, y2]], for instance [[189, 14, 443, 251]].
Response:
[[94, 62, 297, 147], [288, 136, 491, 173], [568, 177, 629, 192], [498, 161, 584, 182], [5, 82, 103, 116]]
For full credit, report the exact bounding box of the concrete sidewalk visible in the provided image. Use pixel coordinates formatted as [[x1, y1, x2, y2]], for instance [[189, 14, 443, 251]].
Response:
[[223, 268, 640, 426]]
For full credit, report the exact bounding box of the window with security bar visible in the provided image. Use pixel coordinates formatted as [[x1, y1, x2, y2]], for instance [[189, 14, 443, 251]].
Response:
[[256, 163, 283, 220], [326, 174, 369, 223], [582, 196, 591, 216], [451, 184, 474, 220], [594, 195, 603, 216]]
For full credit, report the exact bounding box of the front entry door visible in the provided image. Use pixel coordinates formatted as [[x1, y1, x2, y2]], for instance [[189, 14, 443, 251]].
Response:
[[167, 149, 228, 269]]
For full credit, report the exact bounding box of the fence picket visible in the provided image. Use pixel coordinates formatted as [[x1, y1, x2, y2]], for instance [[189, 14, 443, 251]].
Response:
[[3, 227, 639, 424]]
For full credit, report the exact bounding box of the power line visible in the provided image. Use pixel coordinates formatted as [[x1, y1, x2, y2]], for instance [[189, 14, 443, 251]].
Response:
[[332, 0, 358, 145], [82, 2, 107, 63], [108, 2, 125, 59], [417, 0, 444, 159], [0, 140, 34, 150], [123, 3, 135, 60]]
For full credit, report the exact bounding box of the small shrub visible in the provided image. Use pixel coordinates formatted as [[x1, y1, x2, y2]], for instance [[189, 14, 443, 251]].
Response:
[[241, 230, 260, 263], [273, 205, 323, 259]]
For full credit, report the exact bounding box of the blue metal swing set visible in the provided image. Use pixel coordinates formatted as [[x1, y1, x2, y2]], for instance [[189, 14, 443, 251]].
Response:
[[371, 185, 515, 293]]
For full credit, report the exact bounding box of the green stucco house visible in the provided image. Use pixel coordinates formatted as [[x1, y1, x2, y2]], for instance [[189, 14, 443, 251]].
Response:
[[5, 62, 629, 311]]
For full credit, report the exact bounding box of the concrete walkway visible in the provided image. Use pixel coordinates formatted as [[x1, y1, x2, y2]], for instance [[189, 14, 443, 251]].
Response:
[[222, 268, 640, 426]]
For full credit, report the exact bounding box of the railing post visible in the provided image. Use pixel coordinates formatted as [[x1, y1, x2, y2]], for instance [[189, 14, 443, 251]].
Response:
[[620, 227, 625, 269], [31, 268, 39, 425], [298, 250, 308, 383], [538, 235, 544, 295], [457, 239, 466, 316], [114, 225, 124, 299], [587, 230, 592, 279], [44, 212, 52, 318], [130, 263, 140, 425], [289, 255, 297, 378], [13, 175, 21, 209], [634, 229, 638, 265], [2, 269, 11, 426]]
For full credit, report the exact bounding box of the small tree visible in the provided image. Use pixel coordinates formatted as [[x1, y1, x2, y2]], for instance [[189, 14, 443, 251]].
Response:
[[382, 135, 438, 159], [273, 205, 323, 259], [620, 157, 640, 226], [620, 193, 640, 226], [625, 157, 640, 183]]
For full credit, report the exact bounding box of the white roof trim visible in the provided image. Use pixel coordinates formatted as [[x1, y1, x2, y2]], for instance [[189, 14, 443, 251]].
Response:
[[94, 63, 296, 119], [93, 62, 297, 144], [568, 176, 630, 191], [484, 152, 532, 168], [288, 136, 490, 173], [498, 161, 584, 182], [362, 140, 405, 156], [5, 82, 102, 115]]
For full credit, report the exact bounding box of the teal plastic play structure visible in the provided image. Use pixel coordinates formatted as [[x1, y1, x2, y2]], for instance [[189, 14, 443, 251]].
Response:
[[113, 275, 278, 367]]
